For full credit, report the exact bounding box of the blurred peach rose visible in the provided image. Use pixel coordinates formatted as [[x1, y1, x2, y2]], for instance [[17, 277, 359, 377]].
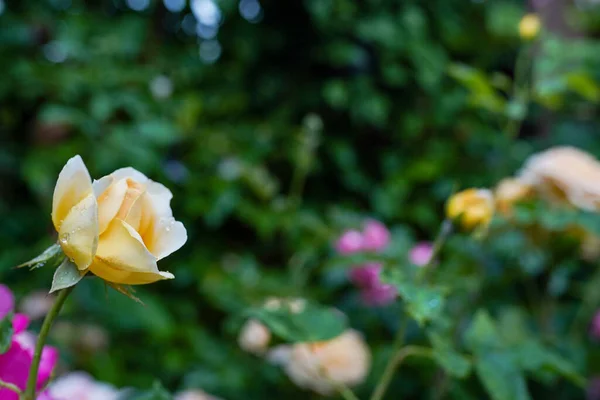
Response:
[[494, 178, 533, 215], [52, 155, 187, 285], [518, 146, 600, 211], [277, 330, 371, 395]]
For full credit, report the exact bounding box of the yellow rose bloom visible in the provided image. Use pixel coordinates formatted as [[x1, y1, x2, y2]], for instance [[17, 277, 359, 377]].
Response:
[[519, 13, 541, 41], [446, 188, 495, 230], [52, 155, 187, 285]]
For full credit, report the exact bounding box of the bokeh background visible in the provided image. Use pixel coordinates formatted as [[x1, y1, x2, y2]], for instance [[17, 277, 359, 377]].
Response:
[[2, 0, 600, 399]]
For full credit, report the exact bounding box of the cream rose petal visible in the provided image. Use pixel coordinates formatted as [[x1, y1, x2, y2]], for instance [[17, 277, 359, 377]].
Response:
[[109, 167, 149, 184], [90, 259, 174, 285], [144, 217, 187, 260], [94, 219, 158, 273], [95, 178, 128, 234], [52, 155, 95, 231], [58, 193, 99, 270]]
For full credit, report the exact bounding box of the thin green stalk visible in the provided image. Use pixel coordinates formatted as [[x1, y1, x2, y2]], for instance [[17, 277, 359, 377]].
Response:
[[421, 219, 453, 283], [22, 287, 73, 400], [370, 345, 433, 400], [0, 379, 21, 394], [369, 315, 408, 400], [336, 382, 362, 400], [505, 44, 533, 140]]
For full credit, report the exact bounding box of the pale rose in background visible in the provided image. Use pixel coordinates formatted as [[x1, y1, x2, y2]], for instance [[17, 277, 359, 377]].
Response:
[[281, 330, 370, 395], [362, 220, 390, 252], [19, 291, 55, 320], [49, 372, 120, 400], [175, 389, 223, 400], [52, 155, 187, 285], [335, 230, 363, 255], [518, 146, 600, 211], [494, 178, 532, 215], [238, 319, 271, 355], [409, 242, 434, 267]]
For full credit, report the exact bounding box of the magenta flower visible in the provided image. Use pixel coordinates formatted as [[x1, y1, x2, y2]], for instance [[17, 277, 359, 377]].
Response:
[[591, 311, 600, 339], [409, 242, 434, 267], [335, 230, 364, 255], [361, 284, 397, 306], [348, 263, 397, 306], [361, 220, 390, 252], [588, 377, 600, 400], [0, 284, 57, 400], [349, 264, 383, 288]]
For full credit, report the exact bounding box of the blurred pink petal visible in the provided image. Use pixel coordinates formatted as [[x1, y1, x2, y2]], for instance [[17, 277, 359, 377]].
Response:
[[0, 284, 14, 320], [591, 311, 600, 339], [409, 242, 434, 267], [13, 313, 30, 334], [362, 220, 390, 252], [49, 372, 120, 400], [37, 346, 59, 389], [361, 284, 397, 306], [335, 230, 364, 255], [20, 291, 55, 320], [348, 264, 382, 288], [0, 340, 33, 399], [588, 377, 600, 400]]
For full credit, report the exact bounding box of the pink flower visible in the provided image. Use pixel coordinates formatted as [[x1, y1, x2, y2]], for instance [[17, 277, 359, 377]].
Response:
[[0, 284, 14, 320], [591, 311, 600, 339], [361, 220, 390, 252], [348, 264, 397, 306], [588, 377, 600, 400], [335, 230, 364, 255], [49, 372, 120, 400], [361, 284, 397, 306], [349, 264, 382, 288], [0, 285, 58, 400], [409, 242, 434, 267]]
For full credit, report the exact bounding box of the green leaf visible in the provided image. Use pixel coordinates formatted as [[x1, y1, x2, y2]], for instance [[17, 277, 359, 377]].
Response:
[[381, 268, 446, 325], [244, 299, 347, 343], [429, 333, 472, 378], [474, 352, 531, 400], [50, 259, 86, 293], [0, 313, 13, 354], [464, 310, 503, 351], [17, 243, 65, 270], [465, 311, 532, 400]]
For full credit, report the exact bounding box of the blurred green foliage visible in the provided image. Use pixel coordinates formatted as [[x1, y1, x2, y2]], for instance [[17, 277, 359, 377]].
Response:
[[2, 0, 600, 399]]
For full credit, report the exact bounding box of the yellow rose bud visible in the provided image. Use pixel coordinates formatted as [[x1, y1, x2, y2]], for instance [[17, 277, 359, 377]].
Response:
[[519, 13, 541, 41], [52, 155, 187, 285], [494, 178, 533, 215], [446, 188, 495, 230]]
